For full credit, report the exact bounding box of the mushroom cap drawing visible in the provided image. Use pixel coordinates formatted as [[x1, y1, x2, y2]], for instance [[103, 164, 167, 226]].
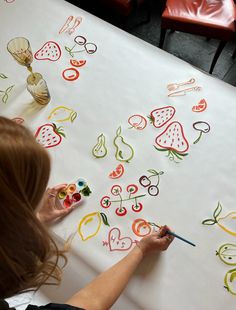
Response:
[[193, 121, 210, 133]]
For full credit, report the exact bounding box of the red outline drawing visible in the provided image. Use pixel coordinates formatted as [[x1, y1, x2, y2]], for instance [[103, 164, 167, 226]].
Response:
[[192, 99, 207, 113], [35, 123, 65, 148], [109, 164, 124, 179], [34, 41, 61, 61], [154, 121, 189, 162], [12, 117, 24, 125], [149, 106, 176, 128], [128, 114, 147, 130], [103, 227, 137, 251], [62, 68, 80, 81], [70, 59, 86, 67]]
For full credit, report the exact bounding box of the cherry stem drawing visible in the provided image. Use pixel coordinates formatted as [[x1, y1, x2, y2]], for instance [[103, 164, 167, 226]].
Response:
[[110, 194, 146, 203]]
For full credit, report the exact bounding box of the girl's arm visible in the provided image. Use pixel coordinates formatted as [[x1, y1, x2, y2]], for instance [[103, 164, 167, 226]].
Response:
[[66, 226, 174, 310]]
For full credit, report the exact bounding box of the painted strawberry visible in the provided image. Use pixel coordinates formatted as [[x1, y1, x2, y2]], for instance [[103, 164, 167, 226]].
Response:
[[154, 121, 189, 162], [35, 123, 65, 148], [34, 41, 61, 61], [149, 106, 176, 128]]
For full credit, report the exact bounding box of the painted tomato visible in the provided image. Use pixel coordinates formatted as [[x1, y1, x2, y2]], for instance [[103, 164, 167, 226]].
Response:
[[62, 67, 80, 81], [132, 203, 143, 212], [126, 184, 138, 194], [100, 196, 111, 208], [115, 207, 127, 216], [111, 185, 122, 196], [70, 59, 87, 67]]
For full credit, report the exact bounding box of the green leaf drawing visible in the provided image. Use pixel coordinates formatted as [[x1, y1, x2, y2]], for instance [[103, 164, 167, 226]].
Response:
[[2, 93, 8, 104], [0, 73, 7, 79], [213, 202, 222, 220], [116, 126, 122, 136], [71, 112, 77, 123], [100, 212, 110, 226], [118, 150, 123, 159], [147, 169, 158, 175], [202, 219, 216, 225], [5, 85, 14, 93], [154, 146, 167, 152]]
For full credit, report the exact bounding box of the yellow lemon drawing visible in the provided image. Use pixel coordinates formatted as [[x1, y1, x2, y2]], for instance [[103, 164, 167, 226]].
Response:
[[78, 212, 101, 241], [217, 212, 236, 236], [48, 106, 77, 123]]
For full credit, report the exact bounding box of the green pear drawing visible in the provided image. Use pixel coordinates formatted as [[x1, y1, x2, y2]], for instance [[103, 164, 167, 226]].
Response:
[[113, 126, 134, 163], [92, 134, 107, 158]]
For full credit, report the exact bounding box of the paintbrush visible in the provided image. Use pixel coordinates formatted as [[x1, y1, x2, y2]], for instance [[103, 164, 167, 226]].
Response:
[[148, 222, 196, 247]]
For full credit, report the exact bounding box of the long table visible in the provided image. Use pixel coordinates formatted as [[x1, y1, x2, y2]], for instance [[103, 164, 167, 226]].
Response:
[[1, 0, 236, 309]]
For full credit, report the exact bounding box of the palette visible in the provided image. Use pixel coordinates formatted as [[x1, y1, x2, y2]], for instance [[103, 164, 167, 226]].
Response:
[[56, 178, 91, 209]]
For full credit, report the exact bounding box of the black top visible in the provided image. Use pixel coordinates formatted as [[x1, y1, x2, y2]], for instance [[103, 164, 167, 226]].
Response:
[[0, 300, 84, 310], [26, 304, 84, 310]]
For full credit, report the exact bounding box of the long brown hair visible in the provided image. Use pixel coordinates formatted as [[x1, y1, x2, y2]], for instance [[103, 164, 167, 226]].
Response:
[[0, 116, 66, 299]]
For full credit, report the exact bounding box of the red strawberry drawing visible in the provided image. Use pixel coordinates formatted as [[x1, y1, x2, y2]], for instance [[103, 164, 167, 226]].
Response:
[[149, 106, 176, 128], [35, 123, 65, 148], [34, 41, 61, 61], [154, 121, 189, 162]]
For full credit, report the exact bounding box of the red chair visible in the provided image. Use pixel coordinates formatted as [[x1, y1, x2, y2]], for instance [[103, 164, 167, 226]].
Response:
[[159, 0, 236, 73]]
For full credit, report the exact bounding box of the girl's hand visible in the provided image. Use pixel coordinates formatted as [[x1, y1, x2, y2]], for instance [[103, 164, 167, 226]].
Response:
[[36, 184, 75, 224], [136, 225, 174, 256]]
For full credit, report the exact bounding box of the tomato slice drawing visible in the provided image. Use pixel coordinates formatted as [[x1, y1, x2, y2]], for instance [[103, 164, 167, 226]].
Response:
[[62, 68, 80, 81], [109, 164, 124, 179], [70, 59, 87, 67], [192, 99, 207, 112], [132, 218, 152, 237]]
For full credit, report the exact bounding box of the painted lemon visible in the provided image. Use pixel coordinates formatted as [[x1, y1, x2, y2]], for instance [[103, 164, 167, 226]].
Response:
[[48, 106, 77, 123], [78, 212, 102, 241]]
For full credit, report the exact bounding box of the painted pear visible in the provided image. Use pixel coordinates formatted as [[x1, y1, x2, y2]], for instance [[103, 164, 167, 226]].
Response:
[[224, 268, 236, 295], [92, 134, 107, 158], [113, 127, 134, 163]]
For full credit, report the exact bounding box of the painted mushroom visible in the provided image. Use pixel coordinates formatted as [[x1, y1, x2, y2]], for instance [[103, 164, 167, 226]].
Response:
[[193, 121, 210, 144]]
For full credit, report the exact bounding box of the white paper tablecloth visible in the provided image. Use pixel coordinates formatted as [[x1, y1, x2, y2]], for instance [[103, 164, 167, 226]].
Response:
[[1, 0, 236, 309]]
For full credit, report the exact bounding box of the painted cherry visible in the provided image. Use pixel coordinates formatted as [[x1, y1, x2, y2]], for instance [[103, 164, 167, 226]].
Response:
[[139, 176, 151, 187], [148, 185, 159, 196]]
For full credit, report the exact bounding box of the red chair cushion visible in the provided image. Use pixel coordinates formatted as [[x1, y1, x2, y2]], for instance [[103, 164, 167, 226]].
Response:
[[162, 0, 236, 40]]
